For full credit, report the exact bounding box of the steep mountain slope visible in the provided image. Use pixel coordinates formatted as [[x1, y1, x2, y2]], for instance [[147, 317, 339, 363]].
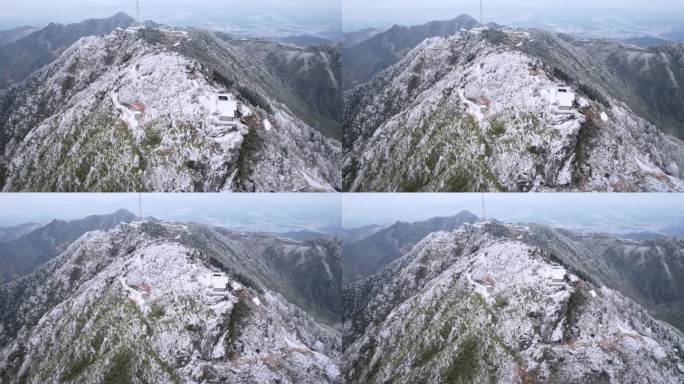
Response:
[[0, 25, 341, 192], [214, 229, 342, 323], [565, 232, 684, 331], [574, 40, 684, 140], [0, 221, 341, 383], [0, 222, 41, 243], [343, 221, 684, 383], [0, 13, 135, 89], [342, 211, 477, 282], [223, 39, 342, 139], [0, 26, 38, 47], [341, 28, 380, 49], [342, 15, 479, 90], [344, 27, 684, 192], [0, 209, 136, 283]]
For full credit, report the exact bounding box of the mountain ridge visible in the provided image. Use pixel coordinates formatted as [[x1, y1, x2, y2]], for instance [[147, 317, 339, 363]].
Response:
[[0, 209, 137, 283], [343, 221, 684, 383], [342, 211, 478, 282], [342, 14, 479, 90], [0, 220, 342, 383], [0, 12, 136, 89], [0, 24, 341, 192], [343, 26, 684, 192]]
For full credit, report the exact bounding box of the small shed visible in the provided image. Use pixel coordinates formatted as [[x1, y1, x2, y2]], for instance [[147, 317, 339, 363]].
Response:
[[216, 93, 237, 123], [474, 97, 491, 108], [205, 272, 230, 297], [129, 102, 145, 120], [469, 96, 492, 114], [134, 282, 152, 295], [552, 87, 575, 113]]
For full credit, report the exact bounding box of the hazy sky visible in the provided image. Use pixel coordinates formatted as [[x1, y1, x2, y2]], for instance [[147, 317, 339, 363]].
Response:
[[342, 193, 684, 234], [1, 193, 683, 236], [343, 0, 684, 31], [0, 0, 341, 36], [0, 194, 341, 233], [4, 1, 683, 36]]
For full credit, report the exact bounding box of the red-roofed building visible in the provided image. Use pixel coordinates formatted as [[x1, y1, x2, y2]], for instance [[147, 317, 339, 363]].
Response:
[[475, 97, 491, 107], [134, 282, 152, 295], [130, 102, 145, 113]]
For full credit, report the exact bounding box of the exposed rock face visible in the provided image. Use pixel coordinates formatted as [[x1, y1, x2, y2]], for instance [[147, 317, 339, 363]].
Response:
[[344, 28, 684, 192], [343, 221, 684, 383], [0, 221, 342, 383], [0, 26, 341, 192]]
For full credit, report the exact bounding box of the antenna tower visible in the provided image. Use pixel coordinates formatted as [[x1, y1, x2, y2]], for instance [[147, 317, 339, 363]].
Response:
[[136, 0, 140, 24], [138, 193, 143, 221], [480, 0, 484, 26], [481, 193, 486, 221]]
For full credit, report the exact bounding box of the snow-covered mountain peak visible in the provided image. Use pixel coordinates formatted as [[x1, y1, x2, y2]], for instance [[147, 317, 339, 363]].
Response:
[[344, 28, 684, 192], [0, 26, 341, 192], [343, 220, 684, 383], [0, 221, 341, 383]]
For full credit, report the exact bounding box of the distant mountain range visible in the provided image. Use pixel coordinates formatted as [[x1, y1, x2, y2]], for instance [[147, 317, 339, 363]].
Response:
[[0, 209, 136, 283], [279, 34, 333, 48], [342, 211, 478, 282], [0, 222, 41, 243], [563, 231, 684, 331], [342, 14, 479, 90], [0, 13, 136, 90], [0, 26, 38, 47]]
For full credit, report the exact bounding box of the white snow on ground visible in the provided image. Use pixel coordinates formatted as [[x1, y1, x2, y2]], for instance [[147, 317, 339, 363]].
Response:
[[239, 104, 253, 117], [119, 276, 146, 307], [346, 30, 684, 192], [3, 222, 341, 383], [1, 27, 341, 192], [263, 118, 272, 131], [344, 222, 684, 383]]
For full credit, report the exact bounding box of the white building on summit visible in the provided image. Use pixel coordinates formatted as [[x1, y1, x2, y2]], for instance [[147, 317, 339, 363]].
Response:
[[204, 271, 230, 297], [549, 87, 576, 114], [209, 92, 238, 126]]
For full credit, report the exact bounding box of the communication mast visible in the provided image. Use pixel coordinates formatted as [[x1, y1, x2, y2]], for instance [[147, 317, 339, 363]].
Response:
[[138, 193, 143, 221], [136, 0, 140, 24], [480, 0, 484, 26], [481, 193, 486, 221]]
